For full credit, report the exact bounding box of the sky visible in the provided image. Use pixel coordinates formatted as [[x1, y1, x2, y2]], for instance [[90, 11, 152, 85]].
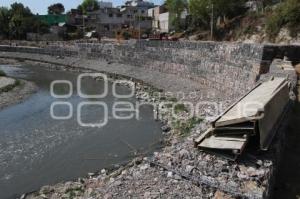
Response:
[[0, 0, 164, 15]]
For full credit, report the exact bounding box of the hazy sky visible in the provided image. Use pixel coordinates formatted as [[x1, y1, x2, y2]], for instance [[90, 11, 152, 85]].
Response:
[[0, 0, 164, 15]]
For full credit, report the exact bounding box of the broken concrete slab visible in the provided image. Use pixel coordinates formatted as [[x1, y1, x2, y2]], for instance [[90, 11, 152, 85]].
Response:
[[195, 78, 290, 159]]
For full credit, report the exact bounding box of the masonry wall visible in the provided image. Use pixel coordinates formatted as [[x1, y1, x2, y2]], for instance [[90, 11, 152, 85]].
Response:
[[96, 41, 263, 95], [0, 41, 269, 96]]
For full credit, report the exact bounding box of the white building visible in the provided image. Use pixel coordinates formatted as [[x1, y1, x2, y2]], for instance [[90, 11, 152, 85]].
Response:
[[159, 12, 171, 33], [148, 5, 167, 31], [125, 0, 154, 8], [98, 1, 113, 9], [156, 8, 188, 33]]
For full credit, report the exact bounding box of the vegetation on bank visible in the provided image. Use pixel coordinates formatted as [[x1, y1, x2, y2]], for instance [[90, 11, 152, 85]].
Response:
[[0, 79, 21, 93], [166, 0, 300, 41], [173, 117, 203, 137], [169, 102, 203, 136], [0, 69, 6, 76], [266, 0, 300, 40]]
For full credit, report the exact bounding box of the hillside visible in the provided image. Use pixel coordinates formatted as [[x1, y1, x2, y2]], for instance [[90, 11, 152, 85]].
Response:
[[185, 0, 300, 44]]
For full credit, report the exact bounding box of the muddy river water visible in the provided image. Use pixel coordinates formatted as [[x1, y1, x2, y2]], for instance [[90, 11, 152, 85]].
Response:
[[0, 64, 162, 199]]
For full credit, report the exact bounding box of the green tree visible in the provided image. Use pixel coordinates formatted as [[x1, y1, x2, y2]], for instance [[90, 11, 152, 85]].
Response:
[[48, 3, 65, 15], [8, 3, 34, 39], [4, 3, 49, 40], [165, 0, 188, 31], [0, 7, 10, 38], [81, 0, 99, 13], [189, 0, 246, 29]]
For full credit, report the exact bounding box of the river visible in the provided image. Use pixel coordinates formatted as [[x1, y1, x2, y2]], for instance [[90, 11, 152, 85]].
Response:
[[0, 64, 162, 199]]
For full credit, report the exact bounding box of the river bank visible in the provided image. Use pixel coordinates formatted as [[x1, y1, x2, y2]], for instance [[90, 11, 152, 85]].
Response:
[[0, 69, 37, 110]]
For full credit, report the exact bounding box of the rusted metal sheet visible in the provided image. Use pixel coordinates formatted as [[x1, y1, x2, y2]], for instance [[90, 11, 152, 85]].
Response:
[[195, 78, 290, 159]]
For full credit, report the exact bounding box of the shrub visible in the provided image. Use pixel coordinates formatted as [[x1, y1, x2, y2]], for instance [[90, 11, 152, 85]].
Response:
[[0, 70, 6, 76], [266, 12, 284, 39], [266, 0, 300, 39], [173, 117, 203, 136], [174, 103, 188, 114]]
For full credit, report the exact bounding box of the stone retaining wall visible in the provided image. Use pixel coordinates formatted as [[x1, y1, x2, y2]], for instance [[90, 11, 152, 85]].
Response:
[[0, 41, 299, 98], [0, 41, 265, 97]]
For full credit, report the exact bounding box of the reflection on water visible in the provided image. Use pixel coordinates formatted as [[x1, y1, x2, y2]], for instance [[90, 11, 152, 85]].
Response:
[[0, 64, 162, 199]]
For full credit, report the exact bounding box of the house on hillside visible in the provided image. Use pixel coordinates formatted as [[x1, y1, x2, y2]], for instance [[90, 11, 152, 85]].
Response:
[[148, 5, 188, 33], [87, 8, 124, 37], [120, 0, 154, 31], [148, 5, 168, 31]]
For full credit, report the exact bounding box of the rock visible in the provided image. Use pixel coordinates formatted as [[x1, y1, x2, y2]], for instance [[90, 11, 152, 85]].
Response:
[[20, 194, 26, 199], [186, 165, 195, 173], [213, 190, 233, 199], [178, 149, 190, 159], [114, 180, 122, 186], [87, 188, 93, 196], [101, 169, 106, 174], [144, 191, 151, 198], [121, 170, 127, 175], [167, 171, 173, 178], [40, 185, 53, 194], [140, 164, 149, 171], [256, 160, 263, 166], [104, 193, 113, 199], [78, 178, 85, 184], [247, 167, 261, 177], [159, 188, 165, 194], [161, 125, 171, 132], [174, 174, 182, 180], [109, 177, 115, 183], [134, 157, 143, 165]]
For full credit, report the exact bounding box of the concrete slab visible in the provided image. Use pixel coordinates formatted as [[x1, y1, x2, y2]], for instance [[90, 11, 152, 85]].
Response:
[[215, 78, 287, 127]]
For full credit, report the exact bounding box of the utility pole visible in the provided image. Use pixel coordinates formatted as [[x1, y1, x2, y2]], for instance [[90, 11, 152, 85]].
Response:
[[82, 14, 86, 37], [139, 14, 141, 41], [210, 2, 214, 41]]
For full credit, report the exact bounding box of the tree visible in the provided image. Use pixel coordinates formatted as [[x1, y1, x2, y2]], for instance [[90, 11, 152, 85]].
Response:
[[0, 7, 10, 38], [189, 0, 246, 29], [48, 3, 65, 15], [8, 3, 34, 39], [165, 0, 188, 31], [0, 3, 50, 40], [81, 0, 99, 13]]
